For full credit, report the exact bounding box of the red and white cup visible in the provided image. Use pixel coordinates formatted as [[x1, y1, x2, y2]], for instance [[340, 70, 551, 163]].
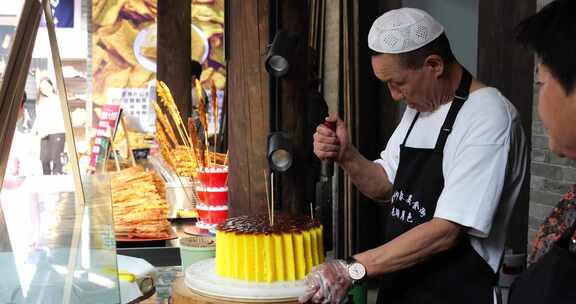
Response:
[[195, 186, 228, 206], [197, 204, 228, 225], [197, 165, 229, 188]]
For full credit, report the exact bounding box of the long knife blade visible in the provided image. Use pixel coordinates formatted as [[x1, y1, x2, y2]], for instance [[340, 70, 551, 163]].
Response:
[[316, 121, 336, 252]]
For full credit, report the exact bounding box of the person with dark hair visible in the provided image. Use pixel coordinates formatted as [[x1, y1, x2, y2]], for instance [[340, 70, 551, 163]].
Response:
[[301, 8, 528, 304], [191, 59, 202, 82], [509, 1, 576, 303], [35, 77, 65, 175], [190, 59, 209, 145], [190, 59, 204, 107]]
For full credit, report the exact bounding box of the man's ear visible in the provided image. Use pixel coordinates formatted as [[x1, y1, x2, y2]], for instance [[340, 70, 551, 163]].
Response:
[[423, 55, 445, 78]]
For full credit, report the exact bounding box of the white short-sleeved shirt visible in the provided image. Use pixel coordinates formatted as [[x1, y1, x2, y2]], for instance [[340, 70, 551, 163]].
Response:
[[375, 87, 528, 272]]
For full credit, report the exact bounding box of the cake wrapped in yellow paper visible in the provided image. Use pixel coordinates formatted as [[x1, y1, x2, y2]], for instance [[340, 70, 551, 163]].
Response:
[[215, 214, 325, 283]]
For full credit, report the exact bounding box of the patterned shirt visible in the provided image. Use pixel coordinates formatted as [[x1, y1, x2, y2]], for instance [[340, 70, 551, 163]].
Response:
[[529, 184, 576, 265]]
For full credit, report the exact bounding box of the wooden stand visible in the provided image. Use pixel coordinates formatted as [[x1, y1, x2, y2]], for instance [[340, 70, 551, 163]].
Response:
[[172, 277, 299, 304]]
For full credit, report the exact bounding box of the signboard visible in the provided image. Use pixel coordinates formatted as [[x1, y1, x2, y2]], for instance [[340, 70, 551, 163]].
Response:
[[41, 0, 74, 28], [88, 104, 120, 171]]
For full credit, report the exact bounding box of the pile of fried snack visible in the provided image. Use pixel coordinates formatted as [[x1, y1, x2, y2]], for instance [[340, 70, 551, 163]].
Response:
[[154, 81, 227, 179], [111, 166, 171, 239]]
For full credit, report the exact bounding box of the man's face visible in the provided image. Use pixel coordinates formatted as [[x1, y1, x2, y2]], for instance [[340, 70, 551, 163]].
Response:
[[371, 54, 443, 112], [537, 63, 576, 159]]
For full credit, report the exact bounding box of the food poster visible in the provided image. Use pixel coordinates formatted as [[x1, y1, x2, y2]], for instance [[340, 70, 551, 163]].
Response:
[[92, 0, 157, 134], [92, 0, 227, 135]]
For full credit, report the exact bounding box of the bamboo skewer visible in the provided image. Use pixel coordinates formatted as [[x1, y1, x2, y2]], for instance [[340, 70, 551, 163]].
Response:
[[203, 109, 210, 167], [264, 170, 271, 225], [121, 115, 137, 167], [113, 150, 121, 172], [102, 110, 123, 174], [211, 80, 218, 166], [187, 117, 202, 169], [271, 172, 275, 226], [156, 122, 175, 166], [157, 82, 192, 147], [156, 81, 199, 208], [310, 202, 314, 220], [158, 82, 195, 151], [153, 102, 178, 148], [195, 79, 210, 167], [157, 81, 201, 171]]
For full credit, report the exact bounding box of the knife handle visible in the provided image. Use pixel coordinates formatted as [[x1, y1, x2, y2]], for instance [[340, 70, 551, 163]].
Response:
[[323, 121, 336, 132], [321, 121, 336, 177]]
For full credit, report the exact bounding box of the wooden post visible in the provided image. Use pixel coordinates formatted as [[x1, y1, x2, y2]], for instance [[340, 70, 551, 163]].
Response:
[[157, 0, 192, 121], [227, 0, 316, 216], [0, 0, 43, 253], [227, 0, 270, 216], [277, 0, 311, 215]]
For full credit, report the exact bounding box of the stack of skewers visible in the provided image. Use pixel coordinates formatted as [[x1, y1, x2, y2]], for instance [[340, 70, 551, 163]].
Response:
[[154, 80, 229, 230]]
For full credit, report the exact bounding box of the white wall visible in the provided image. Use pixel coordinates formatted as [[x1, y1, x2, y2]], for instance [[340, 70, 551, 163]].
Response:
[[402, 0, 479, 76]]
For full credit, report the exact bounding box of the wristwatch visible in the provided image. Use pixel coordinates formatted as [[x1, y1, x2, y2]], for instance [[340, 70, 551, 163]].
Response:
[[346, 256, 367, 284]]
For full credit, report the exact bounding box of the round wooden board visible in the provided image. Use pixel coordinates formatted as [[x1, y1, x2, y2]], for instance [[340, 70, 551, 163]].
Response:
[[172, 277, 300, 304]]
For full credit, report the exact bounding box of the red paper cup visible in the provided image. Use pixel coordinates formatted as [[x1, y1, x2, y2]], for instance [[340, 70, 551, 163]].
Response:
[[197, 166, 229, 187], [195, 186, 228, 206], [197, 204, 228, 224]]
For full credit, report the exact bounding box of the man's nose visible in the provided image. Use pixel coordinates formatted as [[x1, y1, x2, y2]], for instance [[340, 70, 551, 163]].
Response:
[[387, 83, 404, 101]]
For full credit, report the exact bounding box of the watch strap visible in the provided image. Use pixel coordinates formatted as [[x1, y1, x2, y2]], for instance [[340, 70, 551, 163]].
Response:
[[345, 256, 366, 285], [346, 256, 357, 265]]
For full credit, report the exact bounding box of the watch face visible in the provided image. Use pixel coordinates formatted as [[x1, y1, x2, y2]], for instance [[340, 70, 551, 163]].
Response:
[[349, 263, 366, 280]]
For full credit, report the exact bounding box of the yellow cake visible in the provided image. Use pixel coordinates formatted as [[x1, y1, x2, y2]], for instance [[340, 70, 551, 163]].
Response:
[[215, 214, 325, 283]]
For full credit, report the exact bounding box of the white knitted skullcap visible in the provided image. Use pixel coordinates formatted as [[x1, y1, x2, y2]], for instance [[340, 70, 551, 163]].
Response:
[[368, 8, 444, 54]]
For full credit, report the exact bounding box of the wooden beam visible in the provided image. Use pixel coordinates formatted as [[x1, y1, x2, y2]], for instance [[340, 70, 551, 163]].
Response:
[[157, 0, 192, 120], [227, 0, 270, 216], [277, 0, 311, 215], [478, 0, 535, 255], [227, 0, 315, 216], [0, 0, 42, 253]]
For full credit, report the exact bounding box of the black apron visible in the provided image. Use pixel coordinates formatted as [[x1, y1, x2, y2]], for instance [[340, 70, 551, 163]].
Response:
[[508, 222, 576, 304], [377, 69, 497, 304]]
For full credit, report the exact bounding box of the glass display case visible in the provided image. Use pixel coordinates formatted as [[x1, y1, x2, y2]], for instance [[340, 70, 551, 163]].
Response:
[[2, 0, 228, 302], [1, 175, 121, 304], [0, 1, 122, 303]]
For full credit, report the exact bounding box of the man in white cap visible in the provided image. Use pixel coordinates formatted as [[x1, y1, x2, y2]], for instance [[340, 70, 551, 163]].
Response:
[[301, 8, 528, 304]]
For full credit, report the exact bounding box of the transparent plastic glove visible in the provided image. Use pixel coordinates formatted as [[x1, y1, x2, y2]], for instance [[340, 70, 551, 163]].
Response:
[[298, 259, 352, 304]]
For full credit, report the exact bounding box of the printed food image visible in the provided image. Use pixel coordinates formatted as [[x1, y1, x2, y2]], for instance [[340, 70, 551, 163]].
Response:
[[140, 23, 157, 61], [92, 0, 157, 106], [92, 0, 227, 110]]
